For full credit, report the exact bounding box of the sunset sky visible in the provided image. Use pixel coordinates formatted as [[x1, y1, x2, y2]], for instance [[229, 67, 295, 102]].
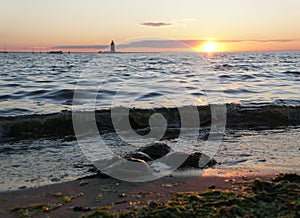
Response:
[[1, 0, 300, 52]]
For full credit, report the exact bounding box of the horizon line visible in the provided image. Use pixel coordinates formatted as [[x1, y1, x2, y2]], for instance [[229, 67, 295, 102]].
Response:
[[1, 49, 300, 54]]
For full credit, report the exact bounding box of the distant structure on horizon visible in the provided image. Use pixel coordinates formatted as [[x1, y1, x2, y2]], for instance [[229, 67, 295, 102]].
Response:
[[98, 40, 117, 53], [110, 40, 116, 53]]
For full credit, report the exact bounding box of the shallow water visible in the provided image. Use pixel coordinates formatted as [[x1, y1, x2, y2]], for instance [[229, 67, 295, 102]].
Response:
[[0, 127, 299, 191]]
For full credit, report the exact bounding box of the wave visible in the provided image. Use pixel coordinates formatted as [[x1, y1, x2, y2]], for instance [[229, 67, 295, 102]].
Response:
[[0, 103, 299, 142], [282, 71, 300, 76]]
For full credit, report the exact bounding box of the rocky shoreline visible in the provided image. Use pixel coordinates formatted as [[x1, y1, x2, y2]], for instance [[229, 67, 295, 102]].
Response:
[[84, 141, 218, 181]]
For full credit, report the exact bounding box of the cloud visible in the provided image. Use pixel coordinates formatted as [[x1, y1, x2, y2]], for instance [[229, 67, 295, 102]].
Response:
[[141, 22, 171, 27], [118, 40, 186, 49], [53, 45, 108, 49]]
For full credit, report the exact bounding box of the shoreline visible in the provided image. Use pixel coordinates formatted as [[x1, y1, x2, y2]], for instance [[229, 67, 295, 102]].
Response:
[[0, 167, 294, 217]]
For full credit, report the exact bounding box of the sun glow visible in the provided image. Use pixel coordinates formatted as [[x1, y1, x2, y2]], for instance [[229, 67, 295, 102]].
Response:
[[202, 41, 218, 53]]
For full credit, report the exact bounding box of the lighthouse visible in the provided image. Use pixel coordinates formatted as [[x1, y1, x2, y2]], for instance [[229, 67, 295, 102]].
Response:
[[110, 40, 116, 53]]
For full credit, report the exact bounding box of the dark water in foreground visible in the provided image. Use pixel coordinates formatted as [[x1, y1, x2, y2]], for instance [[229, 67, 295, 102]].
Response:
[[0, 51, 299, 190]]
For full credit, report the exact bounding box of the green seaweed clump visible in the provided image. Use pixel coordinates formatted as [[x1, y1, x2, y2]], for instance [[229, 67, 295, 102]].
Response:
[[82, 207, 113, 218], [83, 173, 299, 218], [272, 173, 300, 183], [11, 203, 55, 218], [10, 194, 75, 217]]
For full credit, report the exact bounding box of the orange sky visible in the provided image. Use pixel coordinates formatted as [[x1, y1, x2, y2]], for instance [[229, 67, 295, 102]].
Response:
[[1, 0, 300, 52]]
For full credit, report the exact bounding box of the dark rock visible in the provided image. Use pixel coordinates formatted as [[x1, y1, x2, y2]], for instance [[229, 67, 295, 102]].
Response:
[[18, 186, 27, 190], [162, 129, 180, 140], [72, 206, 92, 212], [87, 166, 100, 173], [179, 152, 217, 169], [114, 200, 127, 205], [50, 177, 61, 182], [118, 193, 126, 198], [124, 151, 153, 162], [138, 142, 172, 160], [79, 181, 89, 186], [208, 185, 216, 189], [72, 206, 83, 212], [149, 201, 158, 209], [256, 159, 266, 163], [207, 158, 218, 167]]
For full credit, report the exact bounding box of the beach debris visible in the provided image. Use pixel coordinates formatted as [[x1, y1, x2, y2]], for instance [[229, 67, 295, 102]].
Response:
[[224, 178, 236, 183], [61, 195, 72, 203], [114, 200, 127, 205], [129, 200, 142, 206], [119, 193, 127, 198], [161, 182, 179, 188], [78, 192, 84, 197], [99, 182, 119, 193], [52, 192, 63, 197], [96, 193, 103, 202], [71, 206, 94, 212], [79, 180, 89, 186]]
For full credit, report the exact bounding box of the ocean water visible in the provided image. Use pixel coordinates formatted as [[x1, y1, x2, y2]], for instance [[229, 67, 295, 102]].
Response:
[[0, 51, 299, 190], [0, 52, 300, 115]]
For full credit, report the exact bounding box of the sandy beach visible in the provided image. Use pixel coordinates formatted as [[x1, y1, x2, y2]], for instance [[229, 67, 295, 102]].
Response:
[[1, 167, 296, 218]]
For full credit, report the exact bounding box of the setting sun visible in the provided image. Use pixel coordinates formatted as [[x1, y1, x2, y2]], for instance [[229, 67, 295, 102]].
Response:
[[202, 41, 218, 53]]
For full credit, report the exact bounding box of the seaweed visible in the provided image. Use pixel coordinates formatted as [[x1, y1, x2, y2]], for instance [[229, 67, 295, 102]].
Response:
[[83, 173, 299, 218], [82, 207, 113, 218], [11, 203, 58, 218], [10, 193, 82, 218]]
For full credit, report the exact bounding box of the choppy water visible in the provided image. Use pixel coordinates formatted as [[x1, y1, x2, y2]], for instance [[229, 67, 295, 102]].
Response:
[[0, 51, 299, 190], [0, 51, 299, 115]]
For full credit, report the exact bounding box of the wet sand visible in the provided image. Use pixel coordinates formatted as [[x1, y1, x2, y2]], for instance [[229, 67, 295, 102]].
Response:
[[0, 167, 280, 218]]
